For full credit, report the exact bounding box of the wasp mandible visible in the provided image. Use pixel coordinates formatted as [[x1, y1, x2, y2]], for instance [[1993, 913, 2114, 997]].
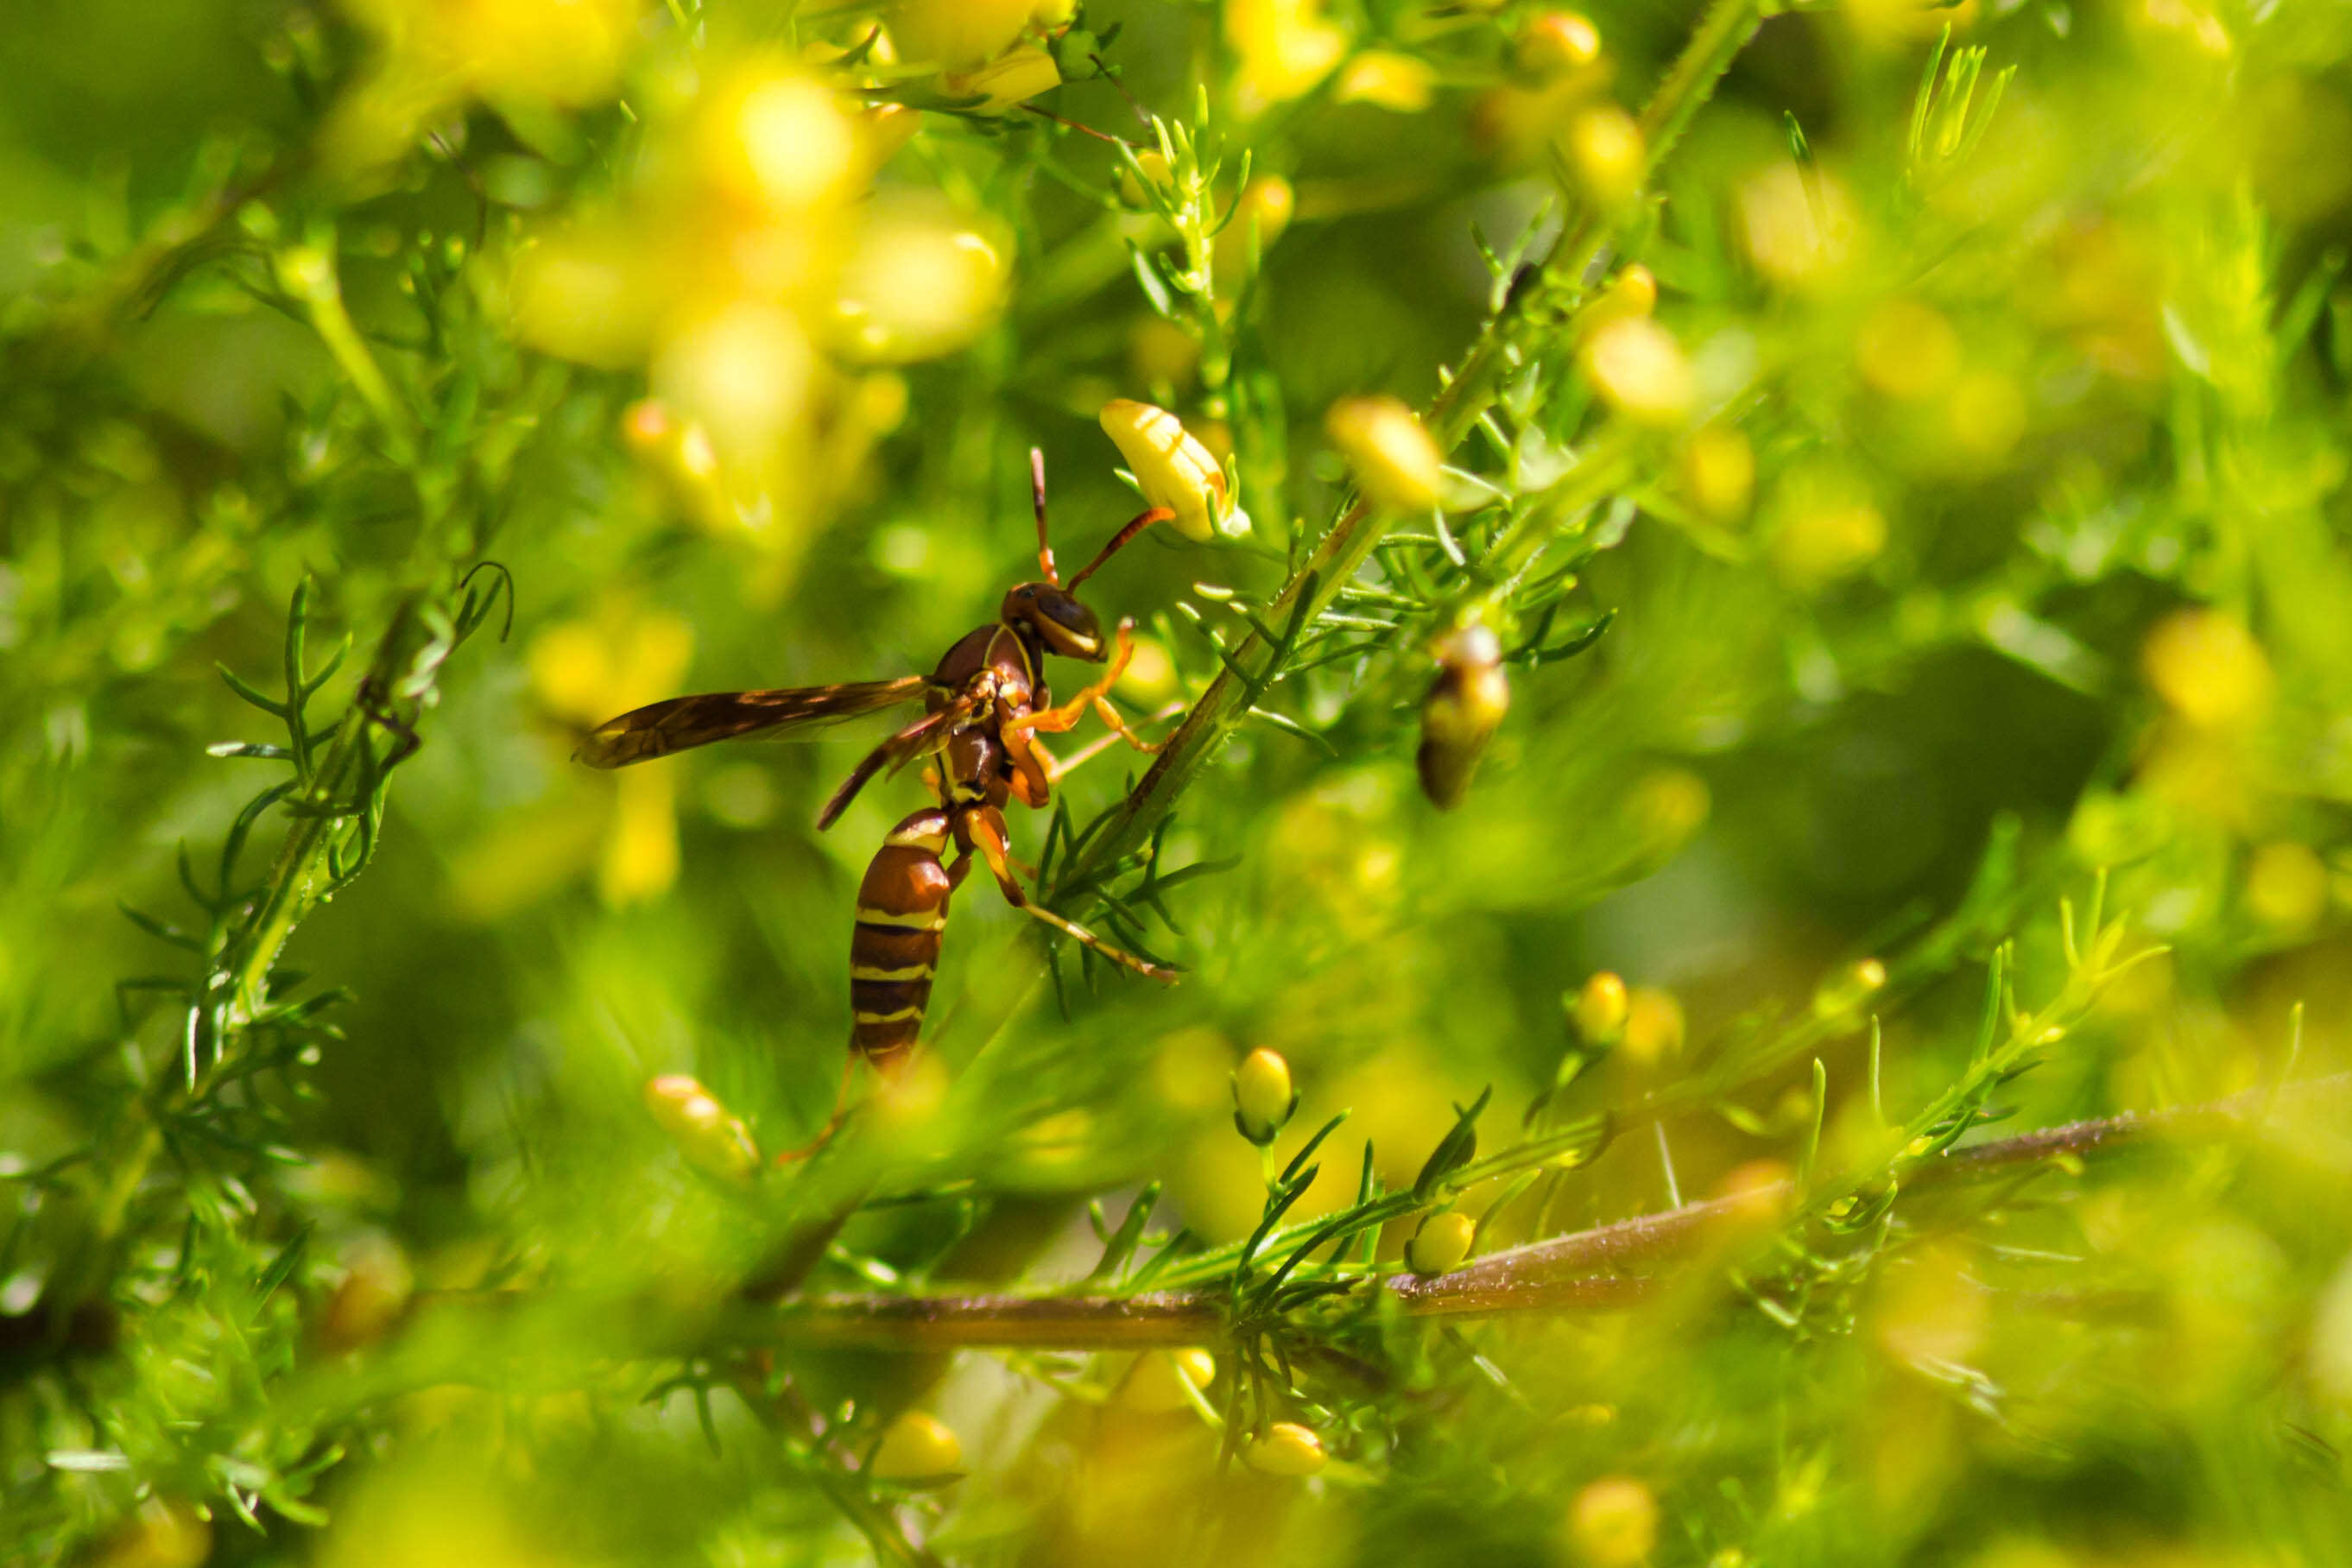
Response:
[[577, 453, 1179, 1074]]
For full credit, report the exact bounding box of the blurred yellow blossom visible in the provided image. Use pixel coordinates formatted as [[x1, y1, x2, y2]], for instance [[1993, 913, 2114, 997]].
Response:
[[1117, 1348, 1217, 1412], [889, 0, 1042, 69], [531, 602, 694, 905], [2143, 609, 2272, 728], [942, 46, 1064, 112], [831, 199, 1010, 363], [1229, 0, 1347, 115], [1242, 1421, 1327, 1476], [1681, 426, 1755, 523], [1620, 986, 1685, 1069], [1567, 1476, 1659, 1566], [1739, 163, 1859, 288], [1771, 465, 1886, 587], [326, 0, 643, 171], [1516, 12, 1603, 76], [869, 1411, 963, 1481], [1574, 971, 1630, 1042], [2244, 842, 2328, 931], [1326, 395, 1445, 512], [1565, 104, 1646, 208], [1582, 317, 1695, 427], [1856, 299, 1961, 400], [1336, 52, 1436, 112]]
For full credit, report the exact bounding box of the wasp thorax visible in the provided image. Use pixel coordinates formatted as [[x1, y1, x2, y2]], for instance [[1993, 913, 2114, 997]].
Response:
[[1417, 624, 1511, 810]]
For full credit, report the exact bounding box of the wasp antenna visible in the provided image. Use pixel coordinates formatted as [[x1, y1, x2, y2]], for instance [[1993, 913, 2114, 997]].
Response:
[[1032, 447, 1059, 585], [1069, 506, 1176, 591]]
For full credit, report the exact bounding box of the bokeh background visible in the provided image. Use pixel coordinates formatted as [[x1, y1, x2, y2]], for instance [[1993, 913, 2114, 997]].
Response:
[[7, 0, 2352, 1563]]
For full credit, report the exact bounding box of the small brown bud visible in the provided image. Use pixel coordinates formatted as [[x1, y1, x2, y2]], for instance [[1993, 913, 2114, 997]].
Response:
[[1417, 624, 1510, 809]]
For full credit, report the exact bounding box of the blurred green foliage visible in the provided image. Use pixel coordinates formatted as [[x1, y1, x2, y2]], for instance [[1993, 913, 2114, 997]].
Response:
[[7, 0, 2352, 1564]]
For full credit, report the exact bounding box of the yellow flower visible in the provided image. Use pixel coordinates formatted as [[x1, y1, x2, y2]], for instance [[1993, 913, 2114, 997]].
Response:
[[1565, 104, 1646, 207], [1117, 1348, 1217, 1412], [1326, 395, 1445, 512], [1516, 12, 1604, 76], [1680, 426, 1755, 523], [831, 198, 1010, 364], [1232, 1047, 1298, 1145], [326, 0, 643, 170], [1098, 399, 1238, 541], [2143, 609, 2273, 728], [1405, 1211, 1475, 1276], [940, 46, 1064, 112], [1242, 1421, 1327, 1476], [1335, 51, 1436, 113], [1582, 317, 1695, 427], [1567, 1476, 1660, 1566], [890, 0, 1041, 68], [869, 1411, 964, 1481], [642, 1074, 760, 1179], [1573, 971, 1630, 1042], [1228, 0, 1346, 113]]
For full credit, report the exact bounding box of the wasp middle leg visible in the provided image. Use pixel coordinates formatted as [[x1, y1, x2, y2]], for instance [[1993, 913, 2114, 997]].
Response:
[[1003, 620, 1164, 756], [956, 804, 1177, 983]]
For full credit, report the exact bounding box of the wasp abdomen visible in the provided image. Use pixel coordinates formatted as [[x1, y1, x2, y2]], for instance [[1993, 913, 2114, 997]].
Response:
[[849, 809, 955, 1065]]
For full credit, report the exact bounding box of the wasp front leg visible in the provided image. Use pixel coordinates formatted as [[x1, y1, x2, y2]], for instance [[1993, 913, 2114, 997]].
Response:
[[1002, 619, 1165, 756], [957, 805, 1177, 983]]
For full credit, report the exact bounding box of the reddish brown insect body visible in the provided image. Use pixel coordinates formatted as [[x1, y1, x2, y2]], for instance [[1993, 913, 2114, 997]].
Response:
[[579, 452, 1178, 1082]]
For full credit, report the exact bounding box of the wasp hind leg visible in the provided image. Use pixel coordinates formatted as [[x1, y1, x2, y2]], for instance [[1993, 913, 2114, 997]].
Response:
[[959, 805, 1178, 983]]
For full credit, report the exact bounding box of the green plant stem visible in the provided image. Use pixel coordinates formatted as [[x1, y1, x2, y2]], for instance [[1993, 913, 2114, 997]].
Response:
[[720, 1072, 2348, 1350]]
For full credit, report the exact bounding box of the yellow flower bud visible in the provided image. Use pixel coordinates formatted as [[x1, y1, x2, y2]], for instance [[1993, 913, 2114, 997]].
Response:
[[1620, 987, 1685, 1068], [869, 1410, 963, 1482], [1573, 971, 1629, 1042], [940, 45, 1063, 113], [1117, 148, 1173, 207], [1232, 1047, 1298, 1146], [890, 0, 1037, 70], [1118, 1348, 1217, 1412], [2143, 609, 2273, 728], [1326, 395, 1445, 513], [2246, 841, 2329, 930], [1565, 104, 1645, 208], [1582, 317, 1695, 427], [643, 1074, 760, 1179], [1567, 1476, 1659, 1567], [1243, 1421, 1327, 1476], [1098, 398, 1236, 541], [1680, 426, 1755, 523], [1812, 958, 1888, 1019], [1406, 1211, 1476, 1276], [1335, 50, 1436, 112], [1417, 623, 1509, 809], [1582, 265, 1658, 332], [1516, 11, 1603, 75]]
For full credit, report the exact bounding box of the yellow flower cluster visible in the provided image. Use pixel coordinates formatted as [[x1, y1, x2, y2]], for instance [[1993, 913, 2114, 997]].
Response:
[[326, 0, 644, 172], [508, 54, 1004, 557]]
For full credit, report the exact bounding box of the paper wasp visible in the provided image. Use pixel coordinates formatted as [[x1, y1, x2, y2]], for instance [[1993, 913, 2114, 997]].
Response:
[[577, 452, 1179, 1078]]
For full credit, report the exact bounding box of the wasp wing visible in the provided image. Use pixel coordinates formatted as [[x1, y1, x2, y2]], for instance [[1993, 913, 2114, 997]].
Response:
[[575, 677, 930, 769], [816, 694, 981, 830]]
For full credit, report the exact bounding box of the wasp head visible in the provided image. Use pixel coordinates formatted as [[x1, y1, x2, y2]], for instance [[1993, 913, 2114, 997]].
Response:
[[1002, 581, 1106, 661]]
